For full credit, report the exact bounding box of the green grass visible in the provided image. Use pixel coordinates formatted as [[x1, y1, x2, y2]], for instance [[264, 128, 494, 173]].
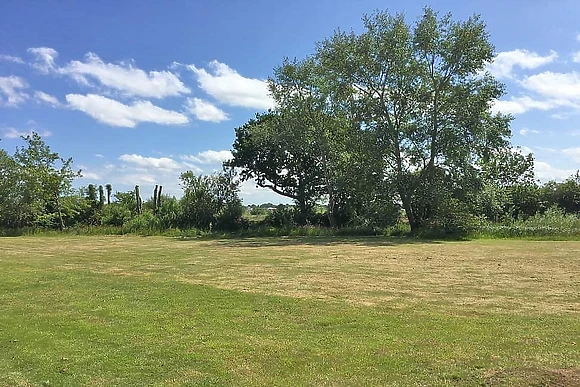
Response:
[[0, 236, 578, 386]]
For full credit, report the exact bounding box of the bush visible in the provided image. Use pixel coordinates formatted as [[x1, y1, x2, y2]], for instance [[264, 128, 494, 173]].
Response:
[[100, 203, 132, 226], [423, 197, 484, 238], [264, 206, 299, 228], [122, 212, 162, 235], [477, 206, 580, 238]]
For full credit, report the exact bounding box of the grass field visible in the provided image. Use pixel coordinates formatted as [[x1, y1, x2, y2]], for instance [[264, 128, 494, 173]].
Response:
[[0, 236, 579, 386]]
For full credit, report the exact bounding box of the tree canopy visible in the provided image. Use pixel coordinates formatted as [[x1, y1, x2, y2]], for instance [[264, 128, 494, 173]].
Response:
[[229, 7, 533, 231]]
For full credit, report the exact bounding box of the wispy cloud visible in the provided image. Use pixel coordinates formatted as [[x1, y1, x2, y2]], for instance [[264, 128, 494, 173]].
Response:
[[491, 96, 566, 115], [61, 52, 191, 98], [27, 47, 191, 99], [534, 160, 575, 181], [185, 97, 229, 122], [0, 76, 29, 106], [188, 60, 274, 110], [181, 150, 232, 165], [521, 71, 580, 101], [34, 91, 61, 107], [27, 47, 58, 74], [562, 147, 580, 163], [487, 49, 557, 79], [492, 70, 580, 116], [0, 54, 25, 64], [2, 127, 52, 139], [519, 128, 540, 136], [118, 154, 182, 171], [66, 94, 189, 127]]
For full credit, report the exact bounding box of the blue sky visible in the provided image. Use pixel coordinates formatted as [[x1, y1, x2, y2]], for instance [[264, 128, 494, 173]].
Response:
[[1, 0, 580, 203]]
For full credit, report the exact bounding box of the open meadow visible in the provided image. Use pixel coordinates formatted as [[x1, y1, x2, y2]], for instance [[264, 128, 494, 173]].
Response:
[[0, 236, 579, 386]]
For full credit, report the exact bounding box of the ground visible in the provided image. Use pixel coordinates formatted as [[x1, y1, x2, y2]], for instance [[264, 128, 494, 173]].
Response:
[[0, 236, 578, 386]]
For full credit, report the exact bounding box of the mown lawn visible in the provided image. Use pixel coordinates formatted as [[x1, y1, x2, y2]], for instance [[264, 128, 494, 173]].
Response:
[[0, 236, 578, 386]]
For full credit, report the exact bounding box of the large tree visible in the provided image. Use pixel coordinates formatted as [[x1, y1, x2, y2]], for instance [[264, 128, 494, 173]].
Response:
[[2, 133, 80, 229], [229, 111, 326, 223], [315, 7, 515, 231], [231, 59, 380, 226]]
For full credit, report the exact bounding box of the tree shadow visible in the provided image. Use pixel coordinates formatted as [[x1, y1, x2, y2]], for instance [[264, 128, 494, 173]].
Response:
[[173, 235, 444, 248]]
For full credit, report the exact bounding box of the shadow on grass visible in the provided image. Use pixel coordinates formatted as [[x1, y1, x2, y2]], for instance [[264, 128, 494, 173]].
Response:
[[173, 235, 443, 247]]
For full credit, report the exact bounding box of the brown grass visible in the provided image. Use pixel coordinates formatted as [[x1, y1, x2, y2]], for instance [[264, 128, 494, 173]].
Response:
[[2, 236, 578, 315]]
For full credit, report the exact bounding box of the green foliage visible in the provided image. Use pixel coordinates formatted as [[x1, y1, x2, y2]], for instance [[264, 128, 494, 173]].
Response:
[[423, 197, 484, 238], [229, 112, 324, 221], [0, 133, 80, 229], [113, 190, 138, 215], [122, 212, 162, 235], [100, 203, 133, 227], [2, 11, 580, 239], [540, 172, 580, 215], [264, 206, 300, 228], [315, 7, 511, 231], [478, 207, 580, 238], [179, 169, 244, 230], [155, 195, 182, 229]]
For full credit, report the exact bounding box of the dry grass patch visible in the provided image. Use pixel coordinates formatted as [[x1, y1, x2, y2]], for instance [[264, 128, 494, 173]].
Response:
[[1, 236, 578, 314], [1, 235, 579, 386], [484, 367, 580, 386]]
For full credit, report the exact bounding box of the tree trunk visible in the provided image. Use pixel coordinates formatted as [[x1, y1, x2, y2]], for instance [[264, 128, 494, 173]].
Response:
[[106, 184, 112, 205], [400, 193, 419, 233], [98, 185, 104, 210], [153, 185, 158, 214], [327, 192, 337, 228], [157, 185, 162, 210], [135, 185, 142, 214]]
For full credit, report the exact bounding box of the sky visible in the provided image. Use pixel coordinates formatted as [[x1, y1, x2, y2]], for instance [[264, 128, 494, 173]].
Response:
[[1, 0, 580, 204]]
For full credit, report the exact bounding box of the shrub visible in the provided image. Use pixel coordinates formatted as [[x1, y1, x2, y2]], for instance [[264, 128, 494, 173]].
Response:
[[122, 212, 162, 235], [423, 197, 484, 238], [100, 203, 132, 226]]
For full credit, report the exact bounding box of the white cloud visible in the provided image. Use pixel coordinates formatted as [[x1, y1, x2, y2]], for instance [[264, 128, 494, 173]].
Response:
[[0, 76, 29, 106], [74, 151, 292, 203], [34, 91, 61, 107], [534, 161, 575, 182], [562, 147, 580, 163], [0, 54, 24, 64], [572, 52, 580, 63], [487, 49, 557, 79], [61, 52, 190, 98], [181, 150, 232, 164], [185, 97, 229, 122], [188, 60, 274, 110], [88, 155, 187, 197], [577, 33, 580, 43], [521, 71, 580, 101], [491, 96, 562, 115], [2, 127, 52, 139], [519, 128, 540, 136], [28, 47, 58, 73], [119, 154, 182, 170], [78, 171, 102, 180], [65, 94, 189, 127]]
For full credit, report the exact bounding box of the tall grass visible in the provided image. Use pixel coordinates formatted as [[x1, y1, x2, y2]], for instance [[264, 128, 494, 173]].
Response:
[[477, 207, 580, 239], [3, 208, 579, 240]]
